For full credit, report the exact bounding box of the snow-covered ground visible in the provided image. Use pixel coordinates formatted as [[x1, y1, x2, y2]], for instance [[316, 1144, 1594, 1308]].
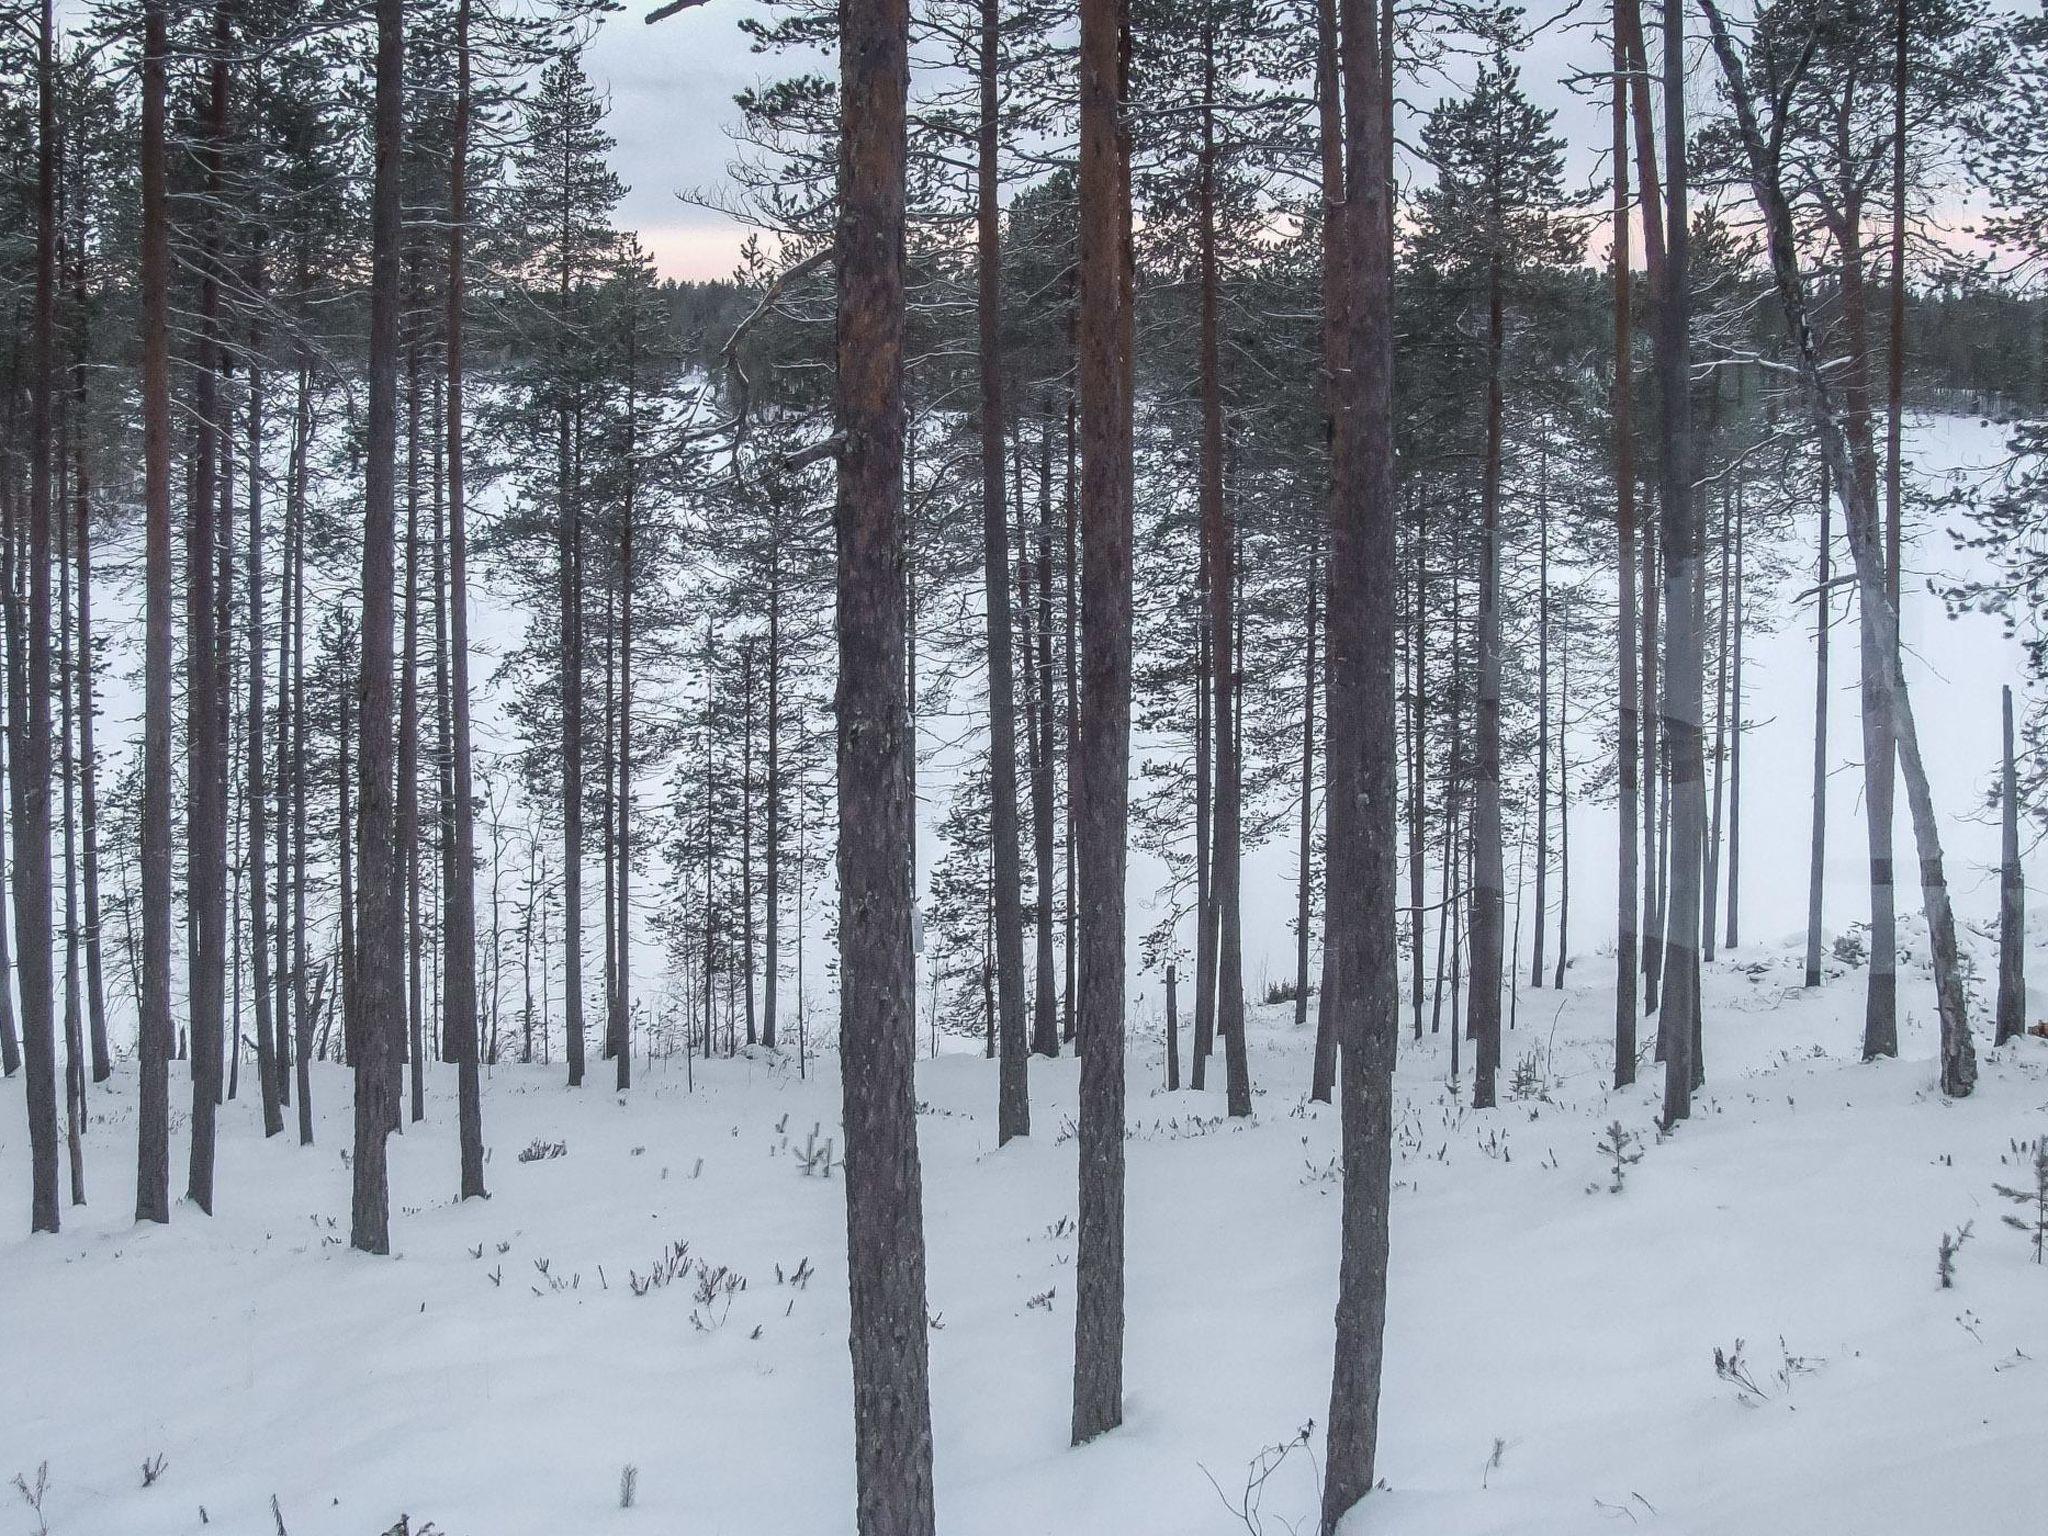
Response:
[[3, 947, 2045, 1536]]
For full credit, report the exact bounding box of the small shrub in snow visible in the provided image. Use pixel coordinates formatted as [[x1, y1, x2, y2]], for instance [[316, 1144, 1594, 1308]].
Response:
[[1594, 1121, 1642, 1194], [619, 1464, 638, 1509], [140, 1451, 168, 1488], [11, 1462, 49, 1536], [516, 1138, 567, 1163], [1713, 1339, 1769, 1401], [1992, 1138, 2048, 1263], [1832, 927, 1868, 967], [1199, 1423, 1313, 1536], [1938, 1221, 1974, 1288]]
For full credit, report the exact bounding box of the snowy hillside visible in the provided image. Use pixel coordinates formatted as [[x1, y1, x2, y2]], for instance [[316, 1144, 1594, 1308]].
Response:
[[4, 948, 2045, 1536]]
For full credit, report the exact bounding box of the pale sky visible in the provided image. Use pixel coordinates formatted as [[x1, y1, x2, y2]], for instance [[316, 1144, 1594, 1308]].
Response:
[[584, 0, 1623, 283]]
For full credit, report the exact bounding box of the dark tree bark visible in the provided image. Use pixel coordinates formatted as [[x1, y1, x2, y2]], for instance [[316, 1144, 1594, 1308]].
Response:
[[1295, 551, 1317, 1029], [835, 0, 937, 1518], [1164, 961, 1179, 1088], [1030, 413, 1061, 1059], [1321, 0, 1400, 1522], [1532, 460, 1551, 990], [1806, 464, 1831, 988], [976, 0, 1029, 1142], [18, 0, 62, 1234], [246, 291, 281, 1136], [447, 0, 485, 1193], [1308, 0, 1343, 1099], [1998, 684, 2025, 1044], [401, 330, 424, 1126], [612, 295, 637, 1090], [764, 537, 781, 1051], [352, 0, 407, 1254], [1613, 7, 1640, 1084], [1062, 399, 1078, 1047], [1704, 488, 1731, 963], [186, 0, 233, 1214], [1725, 487, 1743, 950], [68, 155, 108, 1087], [1071, 0, 1135, 1446], [1200, 23, 1250, 1119], [1468, 254, 1507, 1112], [1654, 0, 1706, 1129]]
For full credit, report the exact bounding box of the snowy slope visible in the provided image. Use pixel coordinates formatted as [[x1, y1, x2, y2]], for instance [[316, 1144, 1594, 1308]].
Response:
[[3, 952, 2045, 1536]]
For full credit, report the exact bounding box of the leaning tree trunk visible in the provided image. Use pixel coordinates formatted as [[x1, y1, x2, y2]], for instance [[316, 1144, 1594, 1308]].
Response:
[[352, 0, 407, 1254], [1321, 0, 1400, 1524], [1703, 0, 1976, 1098], [835, 0, 937, 1520], [1071, 0, 1135, 1446]]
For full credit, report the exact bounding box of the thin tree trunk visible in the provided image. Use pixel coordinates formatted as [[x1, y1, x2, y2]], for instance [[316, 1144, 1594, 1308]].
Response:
[[1030, 412, 1061, 1058], [1072, 0, 1135, 1445], [1468, 257, 1507, 1112], [1656, 0, 1705, 1128], [974, 0, 1029, 1143], [1997, 684, 2025, 1044], [1295, 551, 1317, 1027], [17, 0, 63, 1234], [1725, 484, 1743, 950], [246, 300, 280, 1135], [186, 0, 233, 1214], [1311, 0, 1342, 1092], [1704, 486, 1730, 962], [1532, 453, 1550, 990], [1613, 6, 1640, 1082], [1165, 962, 1179, 1088], [1554, 617, 1571, 990], [1806, 463, 1831, 987], [400, 330, 424, 1127], [447, 0, 484, 1191], [1200, 23, 1250, 1119], [69, 165, 108, 1087], [1062, 399, 1078, 1047]]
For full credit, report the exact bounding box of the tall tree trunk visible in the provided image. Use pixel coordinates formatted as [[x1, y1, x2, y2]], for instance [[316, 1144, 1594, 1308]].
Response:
[[1309, 0, 1344, 1099], [1192, 542, 1214, 1086], [1200, 24, 1250, 1119], [1531, 455, 1550, 989], [835, 0, 937, 1517], [291, 365, 314, 1142], [1656, 0, 1705, 1128], [352, 0, 406, 1254], [1407, 550, 1426, 1042], [186, 0, 233, 1214], [1030, 412, 1061, 1058], [57, 400, 83, 1204], [974, 0, 1030, 1143], [446, 0, 484, 1191], [400, 330, 424, 1127], [1613, 7, 1640, 1083], [1704, 487, 1730, 962], [1554, 616, 1571, 989], [1322, 0, 1400, 1522], [1805, 463, 1831, 988], [1468, 258, 1506, 1111], [68, 165, 108, 1088], [1997, 684, 2025, 1044], [1725, 485, 1743, 949], [1062, 399, 1078, 1047], [16, 0, 62, 1234], [246, 301, 280, 1136], [1295, 551, 1317, 1028], [613, 300, 636, 1090], [1071, 0, 1135, 1445], [764, 539, 781, 1052]]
